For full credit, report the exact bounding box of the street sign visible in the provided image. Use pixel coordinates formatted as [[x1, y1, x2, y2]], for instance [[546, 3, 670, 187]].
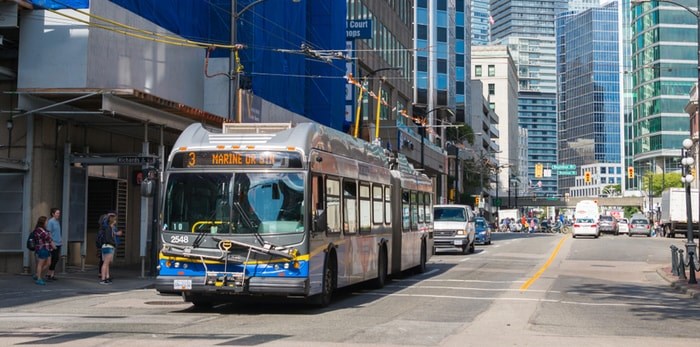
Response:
[[346, 20, 372, 39], [557, 170, 576, 176], [552, 164, 576, 170], [117, 156, 156, 165]]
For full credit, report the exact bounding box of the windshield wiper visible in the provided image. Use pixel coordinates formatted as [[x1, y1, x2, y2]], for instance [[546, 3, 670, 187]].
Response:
[[233, 201, 266, 247]]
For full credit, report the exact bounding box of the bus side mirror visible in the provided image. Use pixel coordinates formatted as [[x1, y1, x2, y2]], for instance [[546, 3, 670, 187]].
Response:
[[313, 209, 327, 232], [141, 179, 155, 197]]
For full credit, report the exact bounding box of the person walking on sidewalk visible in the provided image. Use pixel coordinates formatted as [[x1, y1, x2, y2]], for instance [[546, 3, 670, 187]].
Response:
[[46, 208, 62, 281], [33, 216, 55, 285], [99, 213, 123, 285]]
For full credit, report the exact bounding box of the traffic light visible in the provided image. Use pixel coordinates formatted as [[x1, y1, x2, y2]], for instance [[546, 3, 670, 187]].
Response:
[[475, 196, 480, 207], [535, 163, 543, 178], [627, 166, 634, 179], [584, 171, 592, 183]]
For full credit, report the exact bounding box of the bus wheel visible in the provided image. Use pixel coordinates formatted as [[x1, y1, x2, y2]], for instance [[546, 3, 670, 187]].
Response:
[[372, 247, 388, 289], [312, 253, 336, 307], [183, 293, 215, 309]]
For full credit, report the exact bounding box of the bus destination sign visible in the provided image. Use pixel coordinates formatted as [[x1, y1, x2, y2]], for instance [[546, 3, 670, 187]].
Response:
[[171, 151, 302, 169]]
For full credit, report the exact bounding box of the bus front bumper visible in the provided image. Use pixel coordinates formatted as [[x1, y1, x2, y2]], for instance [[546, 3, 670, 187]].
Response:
[[156, 275, 309, 296]]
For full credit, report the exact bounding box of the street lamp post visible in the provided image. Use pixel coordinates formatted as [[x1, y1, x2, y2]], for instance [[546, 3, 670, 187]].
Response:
[[231, 0, 301, 121], [681, 138, 697, 284]]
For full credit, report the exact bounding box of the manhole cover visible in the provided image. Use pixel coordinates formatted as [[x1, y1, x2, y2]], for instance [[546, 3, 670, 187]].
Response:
[[145, 300, 188, 305]]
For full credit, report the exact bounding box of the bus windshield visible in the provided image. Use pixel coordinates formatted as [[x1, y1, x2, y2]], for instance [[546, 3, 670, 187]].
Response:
[[163, 172, 305, 235]]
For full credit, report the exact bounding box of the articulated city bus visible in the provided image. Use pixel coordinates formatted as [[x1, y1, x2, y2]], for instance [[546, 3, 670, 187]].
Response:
[[155, 122, 433, 307]]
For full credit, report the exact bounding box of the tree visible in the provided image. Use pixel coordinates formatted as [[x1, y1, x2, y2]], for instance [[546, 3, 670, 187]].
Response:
[[601, 184, 621, 197], [445, 123, 475, 145], [643, 172, 682, 196]]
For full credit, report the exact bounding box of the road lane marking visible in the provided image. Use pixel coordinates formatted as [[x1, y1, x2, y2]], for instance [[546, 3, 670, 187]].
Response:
[[519, 234, 568, 292], [394, 278, 526, 284], [394, 285, 558, 293], [359, 292, 679, 309]]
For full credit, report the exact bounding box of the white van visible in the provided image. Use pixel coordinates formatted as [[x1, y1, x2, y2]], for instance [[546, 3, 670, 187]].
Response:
[[433, 204, 476, 254]]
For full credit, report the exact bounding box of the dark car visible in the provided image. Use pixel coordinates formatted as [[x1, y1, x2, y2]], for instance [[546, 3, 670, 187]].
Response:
[[597, 215, 619, 235]]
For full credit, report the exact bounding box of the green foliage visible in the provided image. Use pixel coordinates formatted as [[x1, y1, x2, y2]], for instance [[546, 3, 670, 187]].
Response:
[[445, 123, 474, 145], [643, 172, 682, 196], [623, 206, 640, 218]]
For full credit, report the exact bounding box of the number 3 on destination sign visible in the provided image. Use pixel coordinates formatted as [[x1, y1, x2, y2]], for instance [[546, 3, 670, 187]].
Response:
[[187, 152, 196, 167]]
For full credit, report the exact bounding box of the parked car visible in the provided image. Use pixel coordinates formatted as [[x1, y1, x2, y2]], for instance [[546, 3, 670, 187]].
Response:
[[572, 217, 599, 238], [618, 218, 629, 234], [474, 217, 492, 245], [433, 205, 476, 254], [629, 217, 652, 237], [597, 215, 619, 235]]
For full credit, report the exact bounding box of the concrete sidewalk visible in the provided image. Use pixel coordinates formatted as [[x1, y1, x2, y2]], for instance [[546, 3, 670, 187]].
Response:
[[0, 264, 155, 296], [656, 266, 700, 300]]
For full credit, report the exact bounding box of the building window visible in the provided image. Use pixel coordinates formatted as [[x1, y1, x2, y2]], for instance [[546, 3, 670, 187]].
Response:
[[437, 59, 447, 74], [417, 56, 427, 72], [456, 54, 464, 67], [437, 27, 447, 42], [437, 0, 447, 11], [488, 65, 495, 77], [489, 102, 495, 110], [488, 83, 495, 96], [417, 24, 427, 40], [475, 65, 482, 77]]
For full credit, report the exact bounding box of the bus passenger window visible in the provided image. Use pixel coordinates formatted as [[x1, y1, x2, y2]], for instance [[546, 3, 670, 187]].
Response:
[[385, 186, 392, 224], [410, 191, 418, 231], [359, 183, 371, 232], [372, 185, 383, 224], [326, 178, 341, 233], [343, 180, 357, 233], [402, 190, 410, 231]]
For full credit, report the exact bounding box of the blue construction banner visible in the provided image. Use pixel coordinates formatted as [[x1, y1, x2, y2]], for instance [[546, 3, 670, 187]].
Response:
[[30, 0, 89, 9]]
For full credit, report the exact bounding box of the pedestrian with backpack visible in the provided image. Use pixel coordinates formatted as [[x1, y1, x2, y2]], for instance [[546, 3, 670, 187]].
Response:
[[32, 216, 54, 285], [99, 212, 123, 285]]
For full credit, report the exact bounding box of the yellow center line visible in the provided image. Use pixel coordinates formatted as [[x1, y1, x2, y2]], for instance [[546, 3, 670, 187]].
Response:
[[519, 234, 569, 292]]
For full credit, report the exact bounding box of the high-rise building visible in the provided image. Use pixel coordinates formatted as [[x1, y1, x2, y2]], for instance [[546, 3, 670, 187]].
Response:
[[471, 45, 523, 201], [471, 0, 490, 45], [490, 0, 567, 196], [556, 3, 622, 197], [630, 1, 695, 189], [414, 0, 472, 202]]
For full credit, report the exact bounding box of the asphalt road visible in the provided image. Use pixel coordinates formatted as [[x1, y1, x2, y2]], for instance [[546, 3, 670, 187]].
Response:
[[0, 232, 698, 346]]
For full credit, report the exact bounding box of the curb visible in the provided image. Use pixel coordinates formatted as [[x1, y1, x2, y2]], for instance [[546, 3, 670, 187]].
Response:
[[656, 266, 700, 300]]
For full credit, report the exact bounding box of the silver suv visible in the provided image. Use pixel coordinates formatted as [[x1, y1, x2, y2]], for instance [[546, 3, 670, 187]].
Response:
[[433, 205, 476, 254]]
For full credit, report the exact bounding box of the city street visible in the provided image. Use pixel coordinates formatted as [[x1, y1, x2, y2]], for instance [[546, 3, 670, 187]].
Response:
[[1, 232, 698, 346]]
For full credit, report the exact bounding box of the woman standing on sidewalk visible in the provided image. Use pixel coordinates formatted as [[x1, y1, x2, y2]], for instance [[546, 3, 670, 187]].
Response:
[[99, 213, 123, 285], [33, 216, 54, 285]]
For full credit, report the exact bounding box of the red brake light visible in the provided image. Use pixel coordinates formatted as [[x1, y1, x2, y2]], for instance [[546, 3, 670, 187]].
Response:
[[573, 224, 580, 228]]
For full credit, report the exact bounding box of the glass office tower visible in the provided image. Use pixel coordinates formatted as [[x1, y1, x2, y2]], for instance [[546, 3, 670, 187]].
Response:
[[631, 1, 695, 187], [471, 0, 490, 45], [490, 0, 567, 196], [556, 3, 622, 197], [415, 0, 471, 201]]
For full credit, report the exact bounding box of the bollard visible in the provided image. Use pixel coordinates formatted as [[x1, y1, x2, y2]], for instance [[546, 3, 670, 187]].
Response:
[[678, 249, 687, 280], [687, 247, 698, 285], [671, 245, 679, 276]]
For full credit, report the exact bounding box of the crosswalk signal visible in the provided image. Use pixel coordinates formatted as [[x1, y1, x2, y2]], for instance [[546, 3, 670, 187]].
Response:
[[475, 196, 480, 207], [627, 166, 634, 179], [584, 171, 592, 183]]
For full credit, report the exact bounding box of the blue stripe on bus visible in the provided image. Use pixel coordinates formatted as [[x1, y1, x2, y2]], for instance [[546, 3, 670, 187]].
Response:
[[158, 259, 308, 278]]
